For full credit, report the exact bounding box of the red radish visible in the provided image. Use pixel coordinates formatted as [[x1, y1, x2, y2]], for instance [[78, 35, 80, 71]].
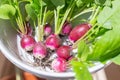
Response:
[[69, 23, 91, 42], [45, 34, 61, 50], [33, 42, 47, 59], [44, 24, 52, 36], [62, 22, 72, 35], [20, 35, 35, 51], [57, 46, 71, 60], [51, 58, 67, 72]]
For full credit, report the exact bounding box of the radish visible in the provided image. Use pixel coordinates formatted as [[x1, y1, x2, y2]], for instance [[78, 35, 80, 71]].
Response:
[[51, 57, 67, 72], [33, 42, 47, 59], [44, 24, 52, 36], [62, 22, 72, 35], [69, 23, 91, 42], [45, 34, 61, 50], [57, 46, 71, 60], [20, 35, 35, 51]]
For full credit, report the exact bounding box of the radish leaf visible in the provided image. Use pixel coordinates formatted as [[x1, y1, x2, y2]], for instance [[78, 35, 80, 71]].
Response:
[[71, 61, 93, 80], [50, 0, 65, 7], [0, 4, 16, 19], [88, 0, 120, 61], [77, 40, 90, 61]]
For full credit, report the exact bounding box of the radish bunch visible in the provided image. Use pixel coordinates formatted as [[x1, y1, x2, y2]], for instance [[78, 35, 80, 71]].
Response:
[[20, 23, 91, 72]]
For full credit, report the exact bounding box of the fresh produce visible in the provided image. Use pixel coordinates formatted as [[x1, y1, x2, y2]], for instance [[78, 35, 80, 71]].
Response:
[[51, 57, 67, 72], [57, 45, 71, 60], [33, 42, 47, 59], [62, 22, 72, 35], [44, 24, 52, 36], [45, 34, 61, 50], [1, 0, 120, 80], [69, 23, 91, 42], [20, 35, 35, 51]]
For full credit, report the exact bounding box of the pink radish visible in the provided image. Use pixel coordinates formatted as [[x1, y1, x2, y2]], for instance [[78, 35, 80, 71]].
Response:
[[20, 35, 35, 51], [57, 46, 71, 60], [62, 22, 72, 35], [44, 24, 52, 36], [45, 34, 61, 50], [33, 42, 47, 59], [51, 58, 67, 72], [69, 23, 91, 42]]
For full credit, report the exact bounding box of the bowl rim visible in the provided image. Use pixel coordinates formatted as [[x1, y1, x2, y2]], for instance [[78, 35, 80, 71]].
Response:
[[0, 39, 111, 79]]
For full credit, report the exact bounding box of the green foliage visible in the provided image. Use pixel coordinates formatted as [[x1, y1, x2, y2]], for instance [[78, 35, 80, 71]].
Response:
[[95, 0, 112, 6], [25, 4, 37, 21], [50, 0, 65, 7], [77, 40, 90, 61], [88, 0, 120, 61], [1, 0, 120, 80], [0, 4, 16, 19], [71, 61, 93, 80]]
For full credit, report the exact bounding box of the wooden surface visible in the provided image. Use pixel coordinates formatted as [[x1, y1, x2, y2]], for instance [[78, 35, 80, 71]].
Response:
[[0, 51, 15, 78]]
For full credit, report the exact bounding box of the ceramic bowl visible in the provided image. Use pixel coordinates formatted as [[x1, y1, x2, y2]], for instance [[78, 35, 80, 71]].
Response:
[[0, 20, 110, 80]]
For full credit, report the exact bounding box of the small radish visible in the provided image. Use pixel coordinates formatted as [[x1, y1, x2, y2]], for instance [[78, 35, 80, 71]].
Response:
[[44, 24, 52, 36], [51, 57, 67, 72], [57, 46, 71, 60], [62, 22, 72, 35], [33, 42, 47, 59], [69, 23, 91, 42], [45, 34, 61, 50], [20, 35, 35, 51]]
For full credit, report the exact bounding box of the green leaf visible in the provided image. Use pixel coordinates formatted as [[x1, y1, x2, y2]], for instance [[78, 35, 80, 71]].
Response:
[[50, 0, 65, 7], [94, 0, 112, 6], [0, 0, 9, 5], [88, 0, 120, 61], [71, 61, 93, 80], [112, 54, 120, 65], [76, 0, 83, 7], [97, 0, 120, 28], [43, 0, 55, 10], [25, 4, 37, 21], [0, 4, 16, 19], [95, 0, 106, 5], [44, 11, 54, 24], [77, 40, 90, 61]]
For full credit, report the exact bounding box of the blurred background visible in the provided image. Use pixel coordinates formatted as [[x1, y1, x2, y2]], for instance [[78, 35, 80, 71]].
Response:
[[0, 51, 120, 80]]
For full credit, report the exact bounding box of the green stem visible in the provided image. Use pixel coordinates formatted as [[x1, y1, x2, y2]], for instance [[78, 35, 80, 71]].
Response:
[[37, 0, 44, 42], [15, 2, 26, 34], [89, 6, 101, 26], [70, 7, 93, 22], [36, 25, 44, 41], [67, 2, 76, 21], [54, 7, 61, 34], [55, 0, 75, 35], [54, 10, 57, 33], [42, 7, 47, 25]]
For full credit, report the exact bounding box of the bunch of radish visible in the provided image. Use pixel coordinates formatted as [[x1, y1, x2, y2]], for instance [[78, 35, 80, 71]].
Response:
[[20, 22, 91, 72]]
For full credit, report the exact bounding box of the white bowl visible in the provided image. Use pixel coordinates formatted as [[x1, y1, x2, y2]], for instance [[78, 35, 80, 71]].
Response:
[[0, 20, 110, 80]]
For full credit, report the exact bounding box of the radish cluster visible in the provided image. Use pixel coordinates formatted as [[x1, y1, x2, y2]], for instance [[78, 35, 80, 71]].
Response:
[[20, 23, 91, 72]]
